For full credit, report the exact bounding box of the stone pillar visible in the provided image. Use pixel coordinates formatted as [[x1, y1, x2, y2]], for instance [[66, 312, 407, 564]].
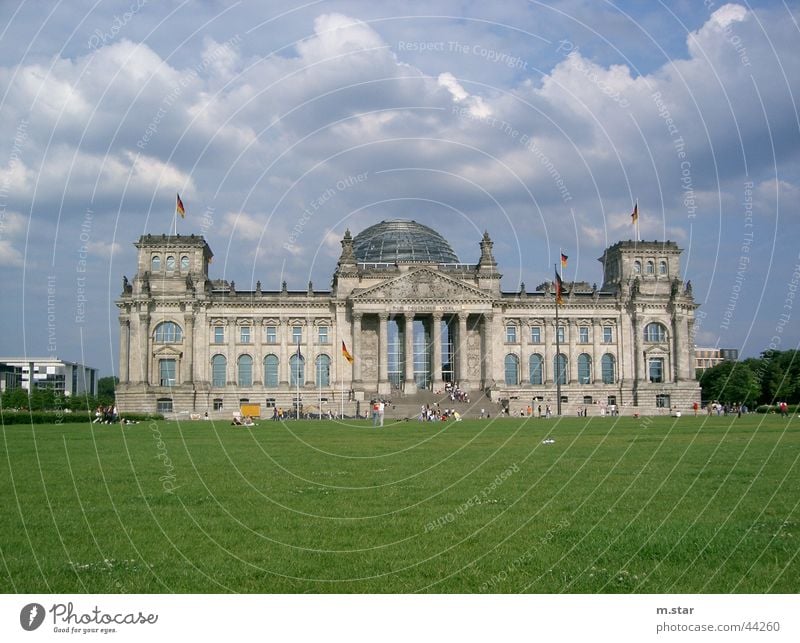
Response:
[[404, 312, 416, 393], [520, 319, 529, 386], [279, 318, 289, 386], [457, 312, 468, 386], [632, 314, 642, 405], [183, 313, 194, 384], [253, 318, 263, 386], [305, 318, 314, 386], [482, 312, 494, 388], [138, 312, 150, 385], [544, 319, 554, 384], [227, 316, 237, 385], [592, 317, 602, 384], [119, 317, 130, 384], [567, 318, 576, 384], [431, 313, 443, 388], [682, 316, 693, 381], [378, 313, 390, 394], [672, 313, 682, 382], [352, 312, 363, 384]]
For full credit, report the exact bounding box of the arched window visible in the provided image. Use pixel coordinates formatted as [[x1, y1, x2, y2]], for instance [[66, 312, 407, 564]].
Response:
[[646, 260, 655, 274], [211, 355, 227, 387], [263, 355, 279, 388], [315, 354, 331, 387], [529, 354, 544, 385], [154, 321, 183, 343], [290, 352, 305, 386], [151, 255, 161, 271], [634, 260, 641, 274], [180, 256, 190, 271], [166, 255, 176, 271], [504, 354, 519, 386], [644, 322, 667, 342], [577, 354, 592, 384], [554, 354, 568, 384], [659, 260, 668, 275], [237, 355, 253, 387], [601, 354, 616, 384]]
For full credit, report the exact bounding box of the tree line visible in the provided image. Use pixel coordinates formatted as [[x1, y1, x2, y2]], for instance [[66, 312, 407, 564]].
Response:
[[698, 349, 799, 406], [0, 376, 117, 412]]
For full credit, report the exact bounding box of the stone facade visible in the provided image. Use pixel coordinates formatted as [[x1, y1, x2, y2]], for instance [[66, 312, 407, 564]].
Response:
[[116, 225, 701, 416]]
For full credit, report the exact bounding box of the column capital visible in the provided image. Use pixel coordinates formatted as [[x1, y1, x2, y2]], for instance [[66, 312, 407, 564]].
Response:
[[378, 312, 390, 322], [432, 312, 443, 322], [352, 311, 363, 321]]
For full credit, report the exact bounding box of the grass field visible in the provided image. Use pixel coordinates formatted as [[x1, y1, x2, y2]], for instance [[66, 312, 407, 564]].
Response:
[[1, 414, 798, 593]]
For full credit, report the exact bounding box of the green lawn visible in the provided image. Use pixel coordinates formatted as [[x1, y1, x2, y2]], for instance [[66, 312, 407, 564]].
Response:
[[1, 415, 798, 593]]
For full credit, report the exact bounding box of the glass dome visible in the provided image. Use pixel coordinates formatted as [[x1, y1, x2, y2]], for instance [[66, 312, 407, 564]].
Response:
[[352, 220, 460, 264]]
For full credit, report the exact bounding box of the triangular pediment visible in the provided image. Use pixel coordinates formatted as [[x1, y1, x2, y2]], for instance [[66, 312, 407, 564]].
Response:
[[350, 268, 493, 303]]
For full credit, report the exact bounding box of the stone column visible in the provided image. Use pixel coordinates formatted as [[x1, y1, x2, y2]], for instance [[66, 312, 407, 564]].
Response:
[[138, 312, 150, 385], [352, 312, 363, 384], [482, 312, 494, 388], [457, 312, 468, 386], [119, 317, 130, 384], [279, 317, 289, 386], [592, 317, 602, 384], [672, 313, 682, 382], [682, 316, 693, 381], [520, 318, 529, 385], [404, 312, 416, 393], [567, 318, 576, 384], [227, 316, 237, 385], [544, 318, 554, 384], [632, 314, 642, 404], [253, 319, 263, 386], [378, 313, 390, 394], [431, 313, 443, 388], [305, 318, 314, 386], [183, 313, 195, 384]]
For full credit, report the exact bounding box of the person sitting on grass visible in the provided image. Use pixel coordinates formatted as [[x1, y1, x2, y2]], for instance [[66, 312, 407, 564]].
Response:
[[231, 416, 243, 426]]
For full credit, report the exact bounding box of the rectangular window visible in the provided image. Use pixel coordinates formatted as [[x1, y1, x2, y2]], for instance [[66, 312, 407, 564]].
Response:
[[579, 326, 589, 343], [505, 325, 517, 343], [530, 326, 541, 343], [318, 326, 329, 344], [157, 398, 173, 413], [214, 326, 224, 344], [292, 325, 303, 345], [656, 394, 671, 408], [240, 326, 251, 344], [583, 395, 593, 405], [649, 358, 664, 383], [265, 326, 277, 344], [607, 395, 617, 406], [556, 326, 565, 343], [213, 398, 223, 411], [603, 326, 613, 344], [159, 359, 176, 387]]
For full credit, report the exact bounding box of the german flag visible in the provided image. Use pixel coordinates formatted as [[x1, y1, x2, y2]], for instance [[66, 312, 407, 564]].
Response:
[[176, 193, 186, 218], [341, 340, 354, 364], [631, 202, 638, 224], [555, 271, 565, 306], [560, 252, 568, 270]]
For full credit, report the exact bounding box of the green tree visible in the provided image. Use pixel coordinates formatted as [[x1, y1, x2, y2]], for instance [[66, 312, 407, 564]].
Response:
[[97, 376, 117, 403], [699, 360, 760, 405], [1, 387, 29, 410], [759, 350, 799, 404]]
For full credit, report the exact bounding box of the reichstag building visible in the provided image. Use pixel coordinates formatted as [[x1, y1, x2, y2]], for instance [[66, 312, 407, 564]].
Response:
[[115, 219, 701, 416]]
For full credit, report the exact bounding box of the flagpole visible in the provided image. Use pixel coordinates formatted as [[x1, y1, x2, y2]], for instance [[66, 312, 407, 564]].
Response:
[[340, 355, 345, 419], [296, 343, 301, 420], [555, 263, 562, 417]]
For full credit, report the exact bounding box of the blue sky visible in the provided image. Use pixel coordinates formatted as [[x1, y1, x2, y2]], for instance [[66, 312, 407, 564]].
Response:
[[0, 0, 798, 376]]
